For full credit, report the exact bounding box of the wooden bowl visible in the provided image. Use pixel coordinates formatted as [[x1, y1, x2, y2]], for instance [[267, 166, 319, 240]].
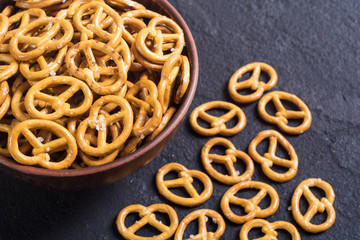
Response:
[[0, 0, 198, 190]]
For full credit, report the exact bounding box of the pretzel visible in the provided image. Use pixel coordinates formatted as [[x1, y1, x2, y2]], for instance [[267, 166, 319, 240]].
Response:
[[190, 101, 247, 137], [158, 54, 190, 112], [258, 91, 312, 135], [76, 95, 133, 156], [120, 136, 143, 157], [97, 38, 132, 72], [19, 46, 68, 82], [201, 137, 254, 185], [116, 203, 178, 240], [8, 119, 77, 170], [239, 219, 301, 240], [105, 0, 145, 12], [0, 54, 18, 82], [291, 178, 336, 233], [11, 80, 40, 121], [248, 130, 298, 182], [174, 209, 225, 240], [228, 62, 277, 104], [0, 94, 10, 121], [156, 162, 213, 207], [73, 1, 123, 48], [0, 13, 9, 44], [1, 6, 14, 16], [65, 40, 127, 95], [24, 76, 93, 120], [126, 79, 162, 137], [9, 17, 74, 61], [146, 106, 176, 143], [220, 181, 279, 224], [0, 81, 9, 106], [0, 123, 12, 157], [0, 8, 46, 53], [15, 0, 63, 9]]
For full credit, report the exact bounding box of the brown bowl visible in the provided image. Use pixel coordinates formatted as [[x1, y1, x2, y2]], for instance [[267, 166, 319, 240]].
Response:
[[0, 0, 198, 190]]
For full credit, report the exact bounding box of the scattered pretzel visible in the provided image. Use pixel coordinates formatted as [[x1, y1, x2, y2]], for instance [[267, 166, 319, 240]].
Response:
[[0, 53, 18, 82], [190, 101, 246, 137], [292, 178, 336, 233], [0, 123, 12, 157], [228, 62, 277, 104], [258, 91, 312, 134], [0, 81, 9, 106], [248, 129, 298, 182], [239, 219, 301, 240], [116, 203, 178, 240], [221, 181, 279, 224], [201, 137, 254, 185], [174, 209, 225, 240], [156, 162, 213, 207]]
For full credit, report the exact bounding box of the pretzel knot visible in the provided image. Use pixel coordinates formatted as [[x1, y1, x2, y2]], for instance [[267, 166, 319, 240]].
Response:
[[240, 219, 301, 240], [66, 40, 127, 95], [24, 76, 93, 120], [76, 95, 133, 157], [220, 181, 279, 224], [291, 178, 336, 233], [258, 91, 312, 135], [0, 53, 18, 83], [248, 130, 298, 182], [116, 203, 179, 240], [228, 62, 278, 104], [133, 16, 185, 71], [174, 209, 226, 240], [156, 162, 213, 207], [8, 119, 78, 170], [10, 17, 74, 61], [190, 101, 247, 137], [201, 137, 254, 185]]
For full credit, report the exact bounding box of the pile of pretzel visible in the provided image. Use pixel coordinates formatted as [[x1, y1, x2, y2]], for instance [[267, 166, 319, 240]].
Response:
[[0, 0, 190, 169]]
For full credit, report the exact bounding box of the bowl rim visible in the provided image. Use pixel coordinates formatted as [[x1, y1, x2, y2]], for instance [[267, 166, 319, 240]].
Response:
[[0, 0, 199, 178]]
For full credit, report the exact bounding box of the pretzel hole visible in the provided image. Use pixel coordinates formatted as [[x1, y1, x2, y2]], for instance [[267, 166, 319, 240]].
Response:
[[154, 211, 171, 226], [197, 117, 211, 129], [257, 194, 271, 210], [183, 217, 199, 238], [206, 215, 220, 233], [276, 229, 294, 239], [212, 162, 231, 176], [229, 202, 247, 216], [131, 221, 163, 237], [124, 212, 142, 227], [248, 226, 266, 239], [265, 100, 278, 117], [309, 187, 326, 199], [309, 209, 328, 225], [235, 188, 262, 200], [163, 170, 179, 181], [0, 131, 8, 149]]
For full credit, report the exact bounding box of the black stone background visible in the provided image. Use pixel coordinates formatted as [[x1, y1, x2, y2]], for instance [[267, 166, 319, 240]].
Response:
[[1, 0, 359, 239]]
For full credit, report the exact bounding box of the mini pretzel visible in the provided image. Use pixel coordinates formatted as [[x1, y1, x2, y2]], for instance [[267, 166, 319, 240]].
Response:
[[158, 54, 190, 112], [0, 81, 9, 106], [24, 76, 93, 120], [239, 219, 301, 240], [0, 123, 12, 157], [201, 137, 254, 185], [258, 91, 312, 135], [146, 106, 176, 143], [65, 40, 127, 95], [116, 203, 178, 240], [291, 178, 336, 233], [0, 54, 18, 82], [73, 1, 123, 48], [105, 0, 146, 12], [248, 130, 298, 182], [0, 94, 10, 120], [126, 79, 162, 137], [15, 0, 63, 9], [10, 17, 74, 61], [156, 162, 213, 207], [8, 119, 78, 170], [174, 209, 225, 240], [76, 95, 133, 156], [0, 13, 9, 44], [190, 101, 247, 137], [228, 62, 277, 104], [220, 181, 279, 224]]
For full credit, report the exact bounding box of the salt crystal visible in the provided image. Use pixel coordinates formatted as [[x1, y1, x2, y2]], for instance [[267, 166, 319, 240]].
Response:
[[62, 0, 66, 3], [209, 159, 213, 163], [288, 206, 292, 211], [236, 170, 240, 175], [212, 218, 217, 224], [47, 62, 53, 66], [50, 71, 56, 76], [45, 155, 50, 162], [46, 147, 50, 152], [140, 134, 145, 139], [205, 216, 208, 222], [57, 44, 62, 49], [170, 48, 175, 52], [48, 22, 53, 27], [37, 137, 44, 142], [189, 235, 195, 239]]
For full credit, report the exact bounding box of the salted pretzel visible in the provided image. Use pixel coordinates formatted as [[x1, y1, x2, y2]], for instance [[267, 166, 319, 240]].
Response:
[[239, 219, 301, 240], [156, 162, 213, 207], [0, 81, 9, 106], [73, 1, 123, 48], [0, 13, 9, 44], [174, 209, 225, 240], [190, 101, 247, 137], [76, 95, 133, 156], [120, 135, 143, 157], [116, 203, 178, 240], [146, 106, 176, 143], [8, 119, 78, 170], [201, 137, 254, 185], [0, 53, 18, 82], [0, 123, 12, 157], [126, 79, 162, 137], [0, 8, 46, 53], [0, 93, 10, 120], [19, 46, 68, 82], [14, 0, 63, 9], [292, 178, 336, 233], [9, 17, 74, 61], [105, 0, 145, 12], [24, 76, 93, 120], [228, 62, 278, 104], [248, 130, 298, 182], [220, 181, 279, 224], [66, 40, 127, 95], [258, 91, 312, 135], [97, 38, 132, 72], [158, 54, 190, 112]]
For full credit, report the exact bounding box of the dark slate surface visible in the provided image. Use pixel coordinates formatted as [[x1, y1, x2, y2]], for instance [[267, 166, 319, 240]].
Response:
[[1, 0, 359, 239]]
